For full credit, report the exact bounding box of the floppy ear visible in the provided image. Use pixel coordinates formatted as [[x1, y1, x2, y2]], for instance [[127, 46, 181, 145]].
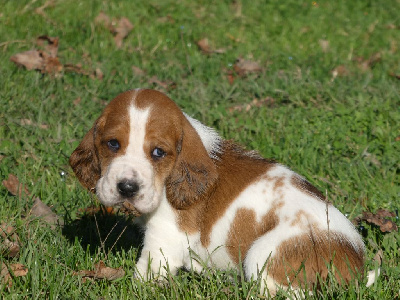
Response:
[[69, 122, 102, 192], [166, 119, 218, 209]]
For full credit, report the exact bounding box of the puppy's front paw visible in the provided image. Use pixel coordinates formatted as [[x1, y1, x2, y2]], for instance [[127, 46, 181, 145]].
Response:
[[134, 256, 172, 281]]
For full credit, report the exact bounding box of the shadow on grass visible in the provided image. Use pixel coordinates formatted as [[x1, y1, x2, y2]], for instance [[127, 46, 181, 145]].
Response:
[[62, 207, 143, 256]]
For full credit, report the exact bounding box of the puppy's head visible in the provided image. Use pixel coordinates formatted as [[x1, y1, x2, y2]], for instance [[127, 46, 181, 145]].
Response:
[[69, 89, 218, 214]]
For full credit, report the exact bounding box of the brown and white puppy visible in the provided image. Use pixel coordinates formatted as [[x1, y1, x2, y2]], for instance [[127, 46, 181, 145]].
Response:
[[70, 89, 368, 295]]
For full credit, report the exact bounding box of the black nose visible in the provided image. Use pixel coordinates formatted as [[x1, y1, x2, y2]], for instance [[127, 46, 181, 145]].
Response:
[[117, 179, 139, 198]]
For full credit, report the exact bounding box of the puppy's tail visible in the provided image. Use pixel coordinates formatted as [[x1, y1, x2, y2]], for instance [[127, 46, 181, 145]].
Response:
[[366, 268, 380, 287], [366, 249, 382, 287]]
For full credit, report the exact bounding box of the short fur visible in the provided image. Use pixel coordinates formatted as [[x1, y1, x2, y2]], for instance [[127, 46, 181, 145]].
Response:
[[70, 89, 368, 296]]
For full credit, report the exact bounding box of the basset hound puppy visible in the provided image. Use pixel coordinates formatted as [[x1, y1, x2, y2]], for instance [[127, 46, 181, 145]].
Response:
[[70, 89, 369, 296]]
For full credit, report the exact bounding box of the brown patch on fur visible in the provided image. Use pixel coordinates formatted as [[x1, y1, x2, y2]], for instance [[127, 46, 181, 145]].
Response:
[[291, 175, 326, 202], [176, 201, 206, 234], [200, 142, 276, 246], [268, 230, 365, 288], [290, 210, 318, 229], [226, 202, 283, 264], [69, 91, 135, 190], [273, 176, 285, 192]]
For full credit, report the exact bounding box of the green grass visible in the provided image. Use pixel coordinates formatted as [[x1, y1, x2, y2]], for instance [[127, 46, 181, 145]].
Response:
[[0, 0, 399, 298]]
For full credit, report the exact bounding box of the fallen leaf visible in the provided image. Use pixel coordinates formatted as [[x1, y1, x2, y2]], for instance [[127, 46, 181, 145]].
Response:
[[94, 68, 104, 80], [0, 223, 21, 258], [226, 72, 235, 85], [386, 23, 398, 29], [113, 17, 134, 48], [35, 0, 56, 25], [30, 197, 63, 228], [73, 97, 82, 106], [20, 119, 49, 130], [148, 76, 176, 91], [10, 35, 63, 75], [319, 39, 329, 53], [74, 261, 125, 281], [132, 66, 146, 76], [95, 13, 133, 48], [1, 263, 28, 287], [2, 174, 30, 197], [94, 11, 112, 29], [233, 57, 262, 76], [10, 50, 44, 70], [229, 97, 275, 113], [362, 210, 398, 233], [37, 35, 59, 58], [331, 65, 349, 80], [389, 72, 400, 80], [353, 52, 381, 72], [375, 209, 396, 219], [120, 201, 141, 217], [157, 15, 175, 24], [231, 1, 242, 18], [196, 38, 226, 54]]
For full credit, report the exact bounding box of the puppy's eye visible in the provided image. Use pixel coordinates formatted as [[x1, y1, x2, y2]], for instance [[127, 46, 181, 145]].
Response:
[[151, 147, 166, 160], [107, 139, 120, 152]]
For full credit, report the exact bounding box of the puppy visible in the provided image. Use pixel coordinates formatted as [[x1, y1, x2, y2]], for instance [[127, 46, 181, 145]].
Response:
[[70, 89, 366, 295]]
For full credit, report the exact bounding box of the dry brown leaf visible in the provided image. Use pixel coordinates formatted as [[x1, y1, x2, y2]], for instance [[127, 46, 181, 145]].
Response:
[[30, 197, 63, 228], [20, 119, 49, 130], [95, 12, 112, 29], [113, 17, 134, 48], [331, 65, 349, 80], [197, 38, 211, 53], [231, 1, 242, 18], [226, 72, 235, 85], [0, 239, 20, 258], [10, 35, 63, 75], [73, 97, 82, 106], [229, 97, 275, 113], [319, 39, 330, 53], [148, 76, 176, 91], [157, 15, 175, 24], [1, 263, 28, 287], [375, 209, 396, 219], [74, 261, 125, 281], [132, 66, 146, 76], [0, 223, 20, 258], [64, 64, 103, 80], [94, 68, 104, 80], [233, 57, 262, 76], [10, 50, 44, 70], [354, 52, 381, 72], [2, 174, 30, 197], [95, 13, 133, 48], [37, 35, 59, 58], [389, 72, 400, 80], [362, 210, 398, 233], [196, 38, 226, 54], [120, 201, 141, 217]]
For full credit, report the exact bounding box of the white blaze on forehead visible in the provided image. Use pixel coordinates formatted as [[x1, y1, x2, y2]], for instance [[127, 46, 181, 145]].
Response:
[[126, 105, 151, 156]]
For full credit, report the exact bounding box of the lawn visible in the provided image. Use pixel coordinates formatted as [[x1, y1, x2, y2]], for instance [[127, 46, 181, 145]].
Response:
[[0, 0, 399, 298]]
